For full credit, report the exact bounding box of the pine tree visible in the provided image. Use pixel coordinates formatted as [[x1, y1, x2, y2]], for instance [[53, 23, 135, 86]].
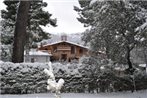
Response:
[[1, 0, 56, 44], [1, 0, 19, 61], [1, 0, 18, 45], [75, 0, 147, 72], [1, 0, 57, 62], [1, 0, 56, 47], [12, 1, 30, 63]]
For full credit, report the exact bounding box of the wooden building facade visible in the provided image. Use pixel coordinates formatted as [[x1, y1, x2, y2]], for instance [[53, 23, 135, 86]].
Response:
[[38, 41, 89, 62]]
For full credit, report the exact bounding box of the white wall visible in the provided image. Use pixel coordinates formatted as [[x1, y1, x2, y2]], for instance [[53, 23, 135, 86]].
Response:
[[24, 55, 50, 63]]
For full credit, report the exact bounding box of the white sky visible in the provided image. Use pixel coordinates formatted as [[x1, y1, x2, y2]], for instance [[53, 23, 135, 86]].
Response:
[[0, 0, 87, 34]]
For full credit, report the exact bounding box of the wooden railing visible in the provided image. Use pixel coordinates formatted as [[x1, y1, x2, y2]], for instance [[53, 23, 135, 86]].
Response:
[[57, 46, 71, 50]]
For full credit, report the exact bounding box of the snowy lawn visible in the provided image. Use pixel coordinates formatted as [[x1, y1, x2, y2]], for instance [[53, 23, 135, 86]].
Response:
[[1, 90, 147, 98]]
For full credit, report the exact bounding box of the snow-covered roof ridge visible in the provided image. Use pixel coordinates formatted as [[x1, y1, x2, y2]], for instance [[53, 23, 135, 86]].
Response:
[[42, 40, 89, 49]]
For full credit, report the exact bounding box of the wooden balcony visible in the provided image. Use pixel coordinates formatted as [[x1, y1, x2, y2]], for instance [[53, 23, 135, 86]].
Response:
[[57, 46, 71, 51]]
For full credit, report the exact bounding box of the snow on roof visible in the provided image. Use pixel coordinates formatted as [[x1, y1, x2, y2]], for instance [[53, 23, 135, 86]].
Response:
[[42, 41, 89, 49], [90, 0, 98, 6], [139, 64, 146, 67], [24, 50, 51, 56], [29, 51, 51, 56]]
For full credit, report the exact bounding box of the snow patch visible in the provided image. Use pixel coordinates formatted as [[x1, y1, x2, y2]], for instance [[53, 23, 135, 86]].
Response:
[[0, 90, 147, 98]]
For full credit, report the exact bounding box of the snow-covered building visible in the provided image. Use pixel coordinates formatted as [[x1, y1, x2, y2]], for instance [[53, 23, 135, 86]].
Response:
[[24, 49, 51, 63]]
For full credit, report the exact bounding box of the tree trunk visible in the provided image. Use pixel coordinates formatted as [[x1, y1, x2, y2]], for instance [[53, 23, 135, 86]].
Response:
[[143, 47, 147, 64], [126, 46, 135, 75], [143, 47, 147, 74], [126, 46, 133, 69], [12, 1, 30, 63]]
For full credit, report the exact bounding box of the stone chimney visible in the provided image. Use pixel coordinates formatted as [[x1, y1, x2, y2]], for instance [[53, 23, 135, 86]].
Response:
[[61, 34, 67, 41]]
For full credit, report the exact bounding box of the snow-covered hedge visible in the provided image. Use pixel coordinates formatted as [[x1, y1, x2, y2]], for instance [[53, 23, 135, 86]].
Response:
[[0, 62, 48, 94], [0, 62, 83, 94], [0, 61, 147, 94]]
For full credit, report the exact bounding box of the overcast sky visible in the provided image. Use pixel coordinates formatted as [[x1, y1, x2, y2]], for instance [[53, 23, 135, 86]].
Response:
[[0, 0, 87, 34]]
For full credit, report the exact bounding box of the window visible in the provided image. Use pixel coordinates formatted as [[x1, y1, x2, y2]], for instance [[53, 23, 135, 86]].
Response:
[[79, 49, 83, 54], [45, 48, 48, 50], [31, 58, 35, 63], [53, 46, 57, 52], [71, 46, 75, 54]]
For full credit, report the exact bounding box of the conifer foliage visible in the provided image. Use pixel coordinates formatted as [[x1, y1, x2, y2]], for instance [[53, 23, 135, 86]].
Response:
[[75, 0, 147, 71], [1, 0, 56, 46], [1, 0, 57, 62], [12, 1, 30, 63]]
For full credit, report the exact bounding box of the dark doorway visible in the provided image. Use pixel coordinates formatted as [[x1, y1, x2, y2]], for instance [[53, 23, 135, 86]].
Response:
[[61, 54, 67, 61]]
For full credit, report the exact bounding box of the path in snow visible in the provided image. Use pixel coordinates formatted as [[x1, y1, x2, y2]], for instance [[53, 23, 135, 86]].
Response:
[[0, 90, 147, 98]]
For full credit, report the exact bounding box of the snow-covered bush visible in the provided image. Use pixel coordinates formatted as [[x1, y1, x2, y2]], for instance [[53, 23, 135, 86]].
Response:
[[0, 61, 147, 94], [79, 56, 101, 77], [0, 62, 83, 94], [79, 57, 147, 93], [133, 70, 147, 90], [0, 62, 48, 94], [0, 45, 12, 61]]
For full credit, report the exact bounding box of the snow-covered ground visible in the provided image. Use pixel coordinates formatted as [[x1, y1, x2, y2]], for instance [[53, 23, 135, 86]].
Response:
[[1, 90, 147, 98]]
